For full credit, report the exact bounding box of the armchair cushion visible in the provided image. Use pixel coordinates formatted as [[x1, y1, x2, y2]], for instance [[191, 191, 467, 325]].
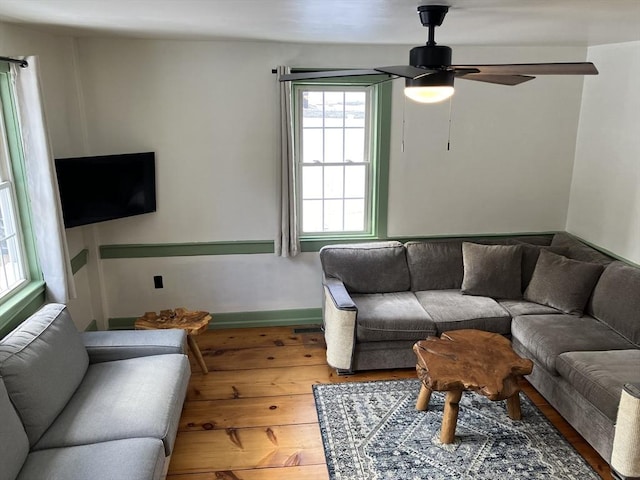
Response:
[[82, 329, 186, 363], [0, 380, 29, 480], [0, 304, 89, 446]]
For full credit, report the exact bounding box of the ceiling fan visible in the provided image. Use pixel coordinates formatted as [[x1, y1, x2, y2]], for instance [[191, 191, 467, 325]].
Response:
[[279, 5, 598, 103]]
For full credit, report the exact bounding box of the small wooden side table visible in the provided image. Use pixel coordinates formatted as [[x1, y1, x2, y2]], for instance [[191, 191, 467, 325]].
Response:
[[135, 308, 212, 374], [413, 329, 533, 444]]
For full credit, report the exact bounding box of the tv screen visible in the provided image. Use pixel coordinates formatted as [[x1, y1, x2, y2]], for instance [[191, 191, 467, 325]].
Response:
[[55, 152, 156, 228]]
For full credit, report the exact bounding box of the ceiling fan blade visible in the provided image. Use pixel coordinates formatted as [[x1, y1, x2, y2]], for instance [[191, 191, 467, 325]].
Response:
[[452, 62, 598, 76], [457, 73, 535, 86], [278, 69, 382, 82], [374, 65, 437, 79]]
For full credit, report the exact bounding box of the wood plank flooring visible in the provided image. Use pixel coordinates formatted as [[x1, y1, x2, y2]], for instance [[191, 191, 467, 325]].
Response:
[[168, 326, 613, 479]]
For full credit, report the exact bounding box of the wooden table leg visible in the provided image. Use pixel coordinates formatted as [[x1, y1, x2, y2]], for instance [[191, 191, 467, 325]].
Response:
[[416, 384, 433, 411], [441, 390, 463, 444], [187, 334, 208, 374], [506, 392, 522, 420]]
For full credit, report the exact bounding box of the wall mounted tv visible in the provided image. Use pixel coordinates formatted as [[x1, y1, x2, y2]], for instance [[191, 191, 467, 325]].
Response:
[[55, 152, 156, 228]]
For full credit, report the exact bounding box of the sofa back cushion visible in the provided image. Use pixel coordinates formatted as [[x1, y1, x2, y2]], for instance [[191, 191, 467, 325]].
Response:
[[0, 379, 29, 480], [320, 241, 410, 293], [551, 233, 613, 266], [589, 261, 640, 345], [405, 241, 464, 291], [0, 303, 89, 446]]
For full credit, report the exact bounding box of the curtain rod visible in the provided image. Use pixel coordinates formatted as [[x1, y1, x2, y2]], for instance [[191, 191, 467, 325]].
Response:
[[0, 56, 28, 68]]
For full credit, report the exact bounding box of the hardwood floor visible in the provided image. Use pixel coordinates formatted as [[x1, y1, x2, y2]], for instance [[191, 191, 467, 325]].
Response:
[[168, 326, 613, 479]]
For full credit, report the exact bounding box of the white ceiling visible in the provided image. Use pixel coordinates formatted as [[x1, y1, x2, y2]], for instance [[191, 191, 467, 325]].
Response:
[[0, 0, 639, 47]]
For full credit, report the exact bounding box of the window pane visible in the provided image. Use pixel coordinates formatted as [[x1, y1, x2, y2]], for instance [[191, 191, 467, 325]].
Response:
[[0, 185, 25, 297], [302, 91, 324, 128], [345, 91, 366, 128], [344, 128, 365, 163], [323, 166, 344, 199], [302, 128, 323, 163], [344, 165, 366, 198], [324, 129, 344, 163], [302, 199, 323, 232], [324, 199, 343, 231], [301, 166, 322, 199], [344, 199, 365, 231], [324, 91, 344, 128]]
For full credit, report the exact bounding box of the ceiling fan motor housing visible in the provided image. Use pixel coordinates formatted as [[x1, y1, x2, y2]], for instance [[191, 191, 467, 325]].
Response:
[[410, 45, 452, 68]]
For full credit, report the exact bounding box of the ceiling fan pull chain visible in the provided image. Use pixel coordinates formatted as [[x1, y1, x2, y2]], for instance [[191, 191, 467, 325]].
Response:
[[401, 94, 406, 153], [447, 97, 453, 151]]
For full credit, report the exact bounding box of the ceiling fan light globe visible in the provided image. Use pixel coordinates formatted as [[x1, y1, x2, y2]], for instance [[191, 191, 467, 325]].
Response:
[[404, 86, 454, 103]]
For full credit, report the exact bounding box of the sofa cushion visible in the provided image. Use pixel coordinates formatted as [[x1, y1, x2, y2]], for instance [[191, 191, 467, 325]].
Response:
[[556, 350, 640, 421], [461, 242, 522, 299], [18, 438, 165, 480], [405, 240, 464, 291], [524, 250, 604, 316], [0, 380, 29, 480], [497, 299, 561, 317], [551, 233, 614, 266], [518, 244, 568, 290], [82, 329, 187, 363], [352, 292, 436, 342], [511, 314, 636, 375], [589, 261, 640, 346], [415, 290, 511, 334], [320, 241, 410, 293], [34, 353, 190, 456], [0, 303, 89, 446]]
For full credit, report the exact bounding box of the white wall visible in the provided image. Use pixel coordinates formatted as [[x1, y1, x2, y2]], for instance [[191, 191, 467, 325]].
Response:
[[567, 41, 640, 265], [0, 21, 94, 329], [71, 37, 587, 318]]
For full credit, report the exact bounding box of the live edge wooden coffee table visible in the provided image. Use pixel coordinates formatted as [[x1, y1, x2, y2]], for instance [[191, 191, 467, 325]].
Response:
[[135, 308, 212, 374], [413, 329, 533, 444]]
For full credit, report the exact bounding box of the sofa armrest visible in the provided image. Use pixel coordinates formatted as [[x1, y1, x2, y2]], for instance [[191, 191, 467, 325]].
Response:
[[322, 283, 357, 371], [81, 329, 187, 363], [324, 277, 357, 310], [611, 383, 640, 479]]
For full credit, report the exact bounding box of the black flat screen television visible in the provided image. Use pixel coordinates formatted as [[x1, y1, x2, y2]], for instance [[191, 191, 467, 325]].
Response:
[[55, 152, 156, 228]]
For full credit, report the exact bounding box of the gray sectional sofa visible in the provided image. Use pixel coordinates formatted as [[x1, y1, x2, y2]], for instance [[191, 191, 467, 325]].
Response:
[[0, 303, 191, 480], [320, 232, 640, 464]]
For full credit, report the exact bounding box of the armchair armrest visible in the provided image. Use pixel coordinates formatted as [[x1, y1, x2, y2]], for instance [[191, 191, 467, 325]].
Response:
[[82, 329, 187, 363]]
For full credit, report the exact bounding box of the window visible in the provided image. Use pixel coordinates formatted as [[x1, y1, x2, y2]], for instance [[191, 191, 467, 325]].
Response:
[[293, 77, 390, 239], [0, 63, 40, 310]]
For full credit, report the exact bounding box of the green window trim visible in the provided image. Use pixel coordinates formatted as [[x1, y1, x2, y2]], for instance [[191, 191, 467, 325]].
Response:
[[292, 72, 391, 240], [0, 62, 45, 336]]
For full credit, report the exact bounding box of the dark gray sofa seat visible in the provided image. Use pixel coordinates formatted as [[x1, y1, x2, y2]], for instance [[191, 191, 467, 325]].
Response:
[[415, 289, 511, 334], [352, 292, 436, 342], [556, 350, 640, 422], [511, 314, 636, 374]]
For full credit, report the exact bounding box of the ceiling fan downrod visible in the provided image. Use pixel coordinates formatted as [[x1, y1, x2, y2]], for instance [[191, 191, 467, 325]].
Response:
[[418, 5, 449, 46], [412, 5, 452, 68]]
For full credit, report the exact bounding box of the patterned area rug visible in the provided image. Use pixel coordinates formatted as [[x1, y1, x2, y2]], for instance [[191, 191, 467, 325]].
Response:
[[313, 379, 599, 480]]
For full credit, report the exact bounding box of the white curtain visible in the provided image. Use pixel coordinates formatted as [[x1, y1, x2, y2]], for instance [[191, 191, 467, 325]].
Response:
[[12, 56, 76, 303], [275, 66, 300, 257]]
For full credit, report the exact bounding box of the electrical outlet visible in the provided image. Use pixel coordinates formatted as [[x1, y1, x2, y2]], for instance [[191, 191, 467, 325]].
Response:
[[153, 275, 163, 289]]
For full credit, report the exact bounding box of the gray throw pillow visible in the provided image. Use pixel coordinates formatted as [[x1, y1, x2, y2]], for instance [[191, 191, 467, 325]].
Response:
[[524, 249, 604, 316], [461, 242, 523, 299], [519, 244, 568, 290]]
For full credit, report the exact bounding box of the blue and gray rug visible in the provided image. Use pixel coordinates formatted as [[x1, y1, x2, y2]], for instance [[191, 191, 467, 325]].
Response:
[[313, 379, 599, 480]]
